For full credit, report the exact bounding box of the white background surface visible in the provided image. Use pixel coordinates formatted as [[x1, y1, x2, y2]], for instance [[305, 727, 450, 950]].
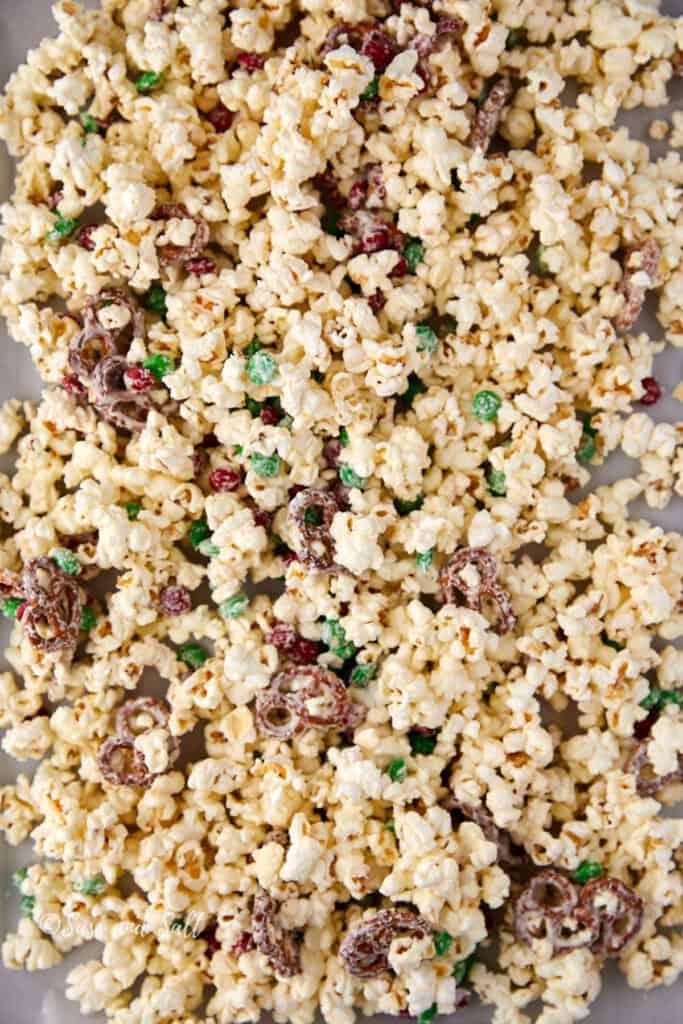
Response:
[[0, 0, 681, 1020]]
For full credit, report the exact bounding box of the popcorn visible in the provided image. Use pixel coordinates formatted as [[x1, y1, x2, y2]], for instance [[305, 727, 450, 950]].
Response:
[[0, 2, 681, 1024]]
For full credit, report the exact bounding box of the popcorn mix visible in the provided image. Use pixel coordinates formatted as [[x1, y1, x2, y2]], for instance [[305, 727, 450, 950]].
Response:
[[0, 1, 682, 1023]]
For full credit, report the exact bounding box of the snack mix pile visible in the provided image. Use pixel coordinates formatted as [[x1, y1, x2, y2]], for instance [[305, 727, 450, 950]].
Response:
[[0, 0, 682, 1022]]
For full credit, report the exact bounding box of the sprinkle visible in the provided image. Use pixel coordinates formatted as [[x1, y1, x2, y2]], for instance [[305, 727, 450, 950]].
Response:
[[472, 390, 502, 421], [415, 324, 438, 353], [143, 353, 175, 380], [573, 861, 603, 884], [249, 452, 281, 478], [125, 501, 141, 521], [388, 758, 406, 782], [135, 70, 164, 92], [2, 597, 24, 620], [404, 237, 425, 274], [52, 547, 82, 575], [247, 350, 278, 385], [432, 931, 453, 957], [178, 642, 207, 670], [189, 519, 211, 548], [360, 77, 380, 100], [416, 548, 434, 571], [220, 593, 250, 619], [144, 284, 167, 316], [350, 662, 378, 688], [80, 606, 97, 631], [321, 618, 356, 660], [47, 215, 79, 242], [339, 464, 366, 489]]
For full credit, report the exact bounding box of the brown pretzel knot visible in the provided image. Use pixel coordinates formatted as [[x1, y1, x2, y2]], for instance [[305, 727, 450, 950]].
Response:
[[252, 887, 300, 977], [288, 488, 340, 571], [69, 288, 145, 379], [20, 558, 81, 654], [255, 665, 365, 739], [97, 696, 178, 787], [339, 908, 432, 978], [439, 547, 516, 634], [91, 356, 153, 433]]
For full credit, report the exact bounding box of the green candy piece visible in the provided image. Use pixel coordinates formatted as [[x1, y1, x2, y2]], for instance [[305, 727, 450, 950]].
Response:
[[432, 930, 453, 957], [360, 77, 379, 100], [573, 861, 603, 885], [506, 28, 525, 48], [321, 618, 356, 660], [416, 548, 434, 571], [220, 593, 249, 619], [472, 390, 502, 422], [486, 468, 507, 496], [144, 284, 167, 316], [198, 539, 220, 558], [47, 215, 79, 243], [245, 396, 264, 417], [388, 758, 406, 783], [249, 452, 281, 478], [80, 606, 97, 632], [244, 338, 263, 357], [350, 662, 378, 688], [577, 431, 597, 464], [12, 868, 28, 891], [189, 519, 210, 549], [394, 494, 424, 516], [339, 464, 366, 489], [452, 951, 477, 985], [404, 237, 425, 274], [418, 1004, 437, 1024], [339, 427, 349, 447], [409, 730, 437, 755], [401, 373, 427, 409], [52, 547, 81, 576], [178, 642, 207, 670], [247, 350, 278, 385], [385, 818, 396, 834], [74, 875, 107, 896], [415, 324, 438, 354], [125, 501, 141, 521], [2, 597, 24, 620], [20, 895, 35, 919], [601, 631, 624, 652], [135, 70, 164, 92], [640, 688, 683, 712], [143, 353, 175, 380], [80, 113, 99, 134]]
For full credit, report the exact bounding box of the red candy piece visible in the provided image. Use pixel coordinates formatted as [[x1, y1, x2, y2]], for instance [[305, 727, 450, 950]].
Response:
[[209, 466, 241, 493], [159, 585, 192, 616], [205, 103, 234, 133], [639, 377, 662, 405], [124, 367, 156, 392]]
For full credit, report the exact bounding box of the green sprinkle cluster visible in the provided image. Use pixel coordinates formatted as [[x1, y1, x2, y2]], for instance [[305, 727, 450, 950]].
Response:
[[74, 875, 107, 896], [350, 662, 378, 688], [432, 930, 453, 957], [360, 77, 379, 100], [189, 519, 210, 548], [472, 390, 502, 422], [52, 547, 81, 575], [321, 618, 356, 660], [387, 758, 406, 783], [220, 593, 249, 619], [249, 452, 281, 478], [409, 730, 438, 755], [125, 501, 142, 521], [80, 606, 97, 632], [144, 284, 167, 316], [135, 70, 164, 92], [339, 464, 366, 489], [20, 895, 35, 919], [394, 494, 424, 516], [577, 414, 598, 464], [641, 688, 683, 712], [178, 642, 207, 670], [339, 427, 349, 447], [404, 237, 425, 274], [47, 215, 79, 243], [247, 350, 278, 385], [486, 467, 507, 496], [416, 548, 434, 571], [415, 324, 438, 354], [143, 353, 175, 380], [2, 597, 24, 620], [452, 951, 477, 985], [573, 861, 603, 884]]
